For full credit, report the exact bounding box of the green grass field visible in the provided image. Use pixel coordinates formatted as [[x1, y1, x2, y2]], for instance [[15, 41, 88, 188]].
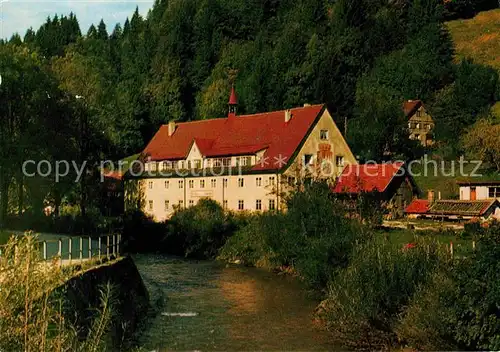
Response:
[[447, 9, 500, 120], [377, 228, 474, 257], [447, 9, 500, 73]]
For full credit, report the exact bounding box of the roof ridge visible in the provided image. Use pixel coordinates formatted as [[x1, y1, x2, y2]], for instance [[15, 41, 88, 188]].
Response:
[[159, 104, 325, 127]]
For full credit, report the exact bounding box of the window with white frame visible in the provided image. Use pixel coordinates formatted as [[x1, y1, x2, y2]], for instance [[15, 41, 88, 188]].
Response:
[[268, 176, 275, 186], [488, 187, 500, 198], [148, 181, 153, 189], [211, 179, 217, 188], [193, 160, 201, 169], [320, 129, 329, 140], [256, 199, 262, 210], [223, 178, 228, 188], [256, 177, 262, 187], [223, 200, 228, 209], [238, 200, 244, 210], [164, 200, 169, 211], [179, 200, 184, 207], [189, 200, 194, 207], [238, 178, 244, 187], [269, 199, 275, 210], [151, 162, 157, 172], [162, 161, 169, 170], [236, 156, 251, 167], [148, 200, 153, 211], [165, 180, 169, 189], [189, 180, 194, 188], [178, 180, 184, 189], [200, 180, 205, 188]]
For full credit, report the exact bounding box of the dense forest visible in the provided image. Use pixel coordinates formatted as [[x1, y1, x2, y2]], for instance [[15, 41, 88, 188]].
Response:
[[0, 0, 499, 221]]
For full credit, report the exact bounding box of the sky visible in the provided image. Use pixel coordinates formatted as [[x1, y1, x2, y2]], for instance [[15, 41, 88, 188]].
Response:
[[0, 0, 155, 40]]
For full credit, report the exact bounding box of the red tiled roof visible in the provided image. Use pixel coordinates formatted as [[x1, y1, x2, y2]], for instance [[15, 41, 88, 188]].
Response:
[[428, 200, 499, 216], [405, 199, 430, 214], [141, 104, 325, 171], [403, 100, 423, 118], [332, 162, 405, 194], [405, 199, 499, 216], [228, 86, 238, 105]]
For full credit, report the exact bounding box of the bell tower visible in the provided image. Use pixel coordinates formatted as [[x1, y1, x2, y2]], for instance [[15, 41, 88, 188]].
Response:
[[228, 85, 238, 117]]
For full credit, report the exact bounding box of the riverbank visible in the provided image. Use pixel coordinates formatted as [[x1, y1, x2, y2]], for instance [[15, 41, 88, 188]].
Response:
[[134, 254, 339, 351]]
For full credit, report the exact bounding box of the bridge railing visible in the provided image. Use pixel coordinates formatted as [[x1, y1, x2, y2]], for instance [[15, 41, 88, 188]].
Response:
[[0, 233, 122, 266]]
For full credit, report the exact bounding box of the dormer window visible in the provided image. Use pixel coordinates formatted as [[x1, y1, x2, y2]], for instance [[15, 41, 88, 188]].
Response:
[[189, 160, 201, 169], [151, 162, 157, 172], [236, 156, 251, 167]]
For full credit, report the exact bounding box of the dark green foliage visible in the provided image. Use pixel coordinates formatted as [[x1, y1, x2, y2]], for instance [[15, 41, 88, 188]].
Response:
[[165, 199, 242, 259], [430, 58, 499, 157], [122, 210, 166, 253]]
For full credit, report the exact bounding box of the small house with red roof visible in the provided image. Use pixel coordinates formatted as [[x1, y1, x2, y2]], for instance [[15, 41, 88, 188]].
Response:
[[403, 100, 434, 147], [126, 88, 357, 221], [332, 162, 420, 219], [405, 199, 500, 221]]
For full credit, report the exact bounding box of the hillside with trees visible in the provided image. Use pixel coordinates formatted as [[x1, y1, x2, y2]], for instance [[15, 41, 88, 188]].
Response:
[[0, 0, 499, 221]]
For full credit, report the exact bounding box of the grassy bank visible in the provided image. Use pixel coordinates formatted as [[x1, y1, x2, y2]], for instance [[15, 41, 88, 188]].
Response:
[[0, 235, 116, 351]]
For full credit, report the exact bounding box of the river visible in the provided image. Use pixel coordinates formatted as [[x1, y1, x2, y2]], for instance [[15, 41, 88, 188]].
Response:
[[134, 254, 338, 351]]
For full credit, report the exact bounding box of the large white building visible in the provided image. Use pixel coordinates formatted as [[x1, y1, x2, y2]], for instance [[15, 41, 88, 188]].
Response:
[[124, 88, 357, 221]]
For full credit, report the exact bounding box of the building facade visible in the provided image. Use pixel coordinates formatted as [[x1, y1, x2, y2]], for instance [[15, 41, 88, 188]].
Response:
[[458, 181, 500, 201], [125, 90, 357, 221], [332, 162, 420, 219], [403, 100, 434, 147]]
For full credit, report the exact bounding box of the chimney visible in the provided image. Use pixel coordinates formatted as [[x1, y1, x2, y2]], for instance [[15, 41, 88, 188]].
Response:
[[168, 121, 176, 137], [427, 189, 435, 203], [285, 109, 292, 123]]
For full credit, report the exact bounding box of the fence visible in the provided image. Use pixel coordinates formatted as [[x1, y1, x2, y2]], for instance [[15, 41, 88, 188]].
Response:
[[0, 233, 122, 266]]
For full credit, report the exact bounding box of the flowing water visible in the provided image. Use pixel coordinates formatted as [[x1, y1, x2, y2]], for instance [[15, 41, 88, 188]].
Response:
[[134, 254, 339, 351]]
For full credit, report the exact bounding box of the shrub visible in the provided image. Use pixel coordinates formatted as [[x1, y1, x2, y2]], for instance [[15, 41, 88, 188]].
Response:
[[219, 212, 286, 267], [122, 210, 167, 253], [396, 271, 458, 350], [221, 182, 369, 288], [397, 221, 500, 351], [165, 199, 243, 259], [319, 238, 445, 349]]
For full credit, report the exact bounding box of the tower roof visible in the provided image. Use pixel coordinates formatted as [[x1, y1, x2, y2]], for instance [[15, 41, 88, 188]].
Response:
[[228, 86, 238, 105]]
